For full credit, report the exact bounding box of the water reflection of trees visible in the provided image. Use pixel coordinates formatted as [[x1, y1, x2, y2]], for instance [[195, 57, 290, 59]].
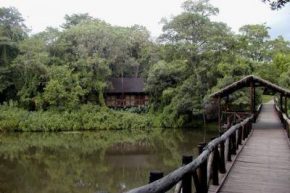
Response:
[[0, 127, 217, 193]]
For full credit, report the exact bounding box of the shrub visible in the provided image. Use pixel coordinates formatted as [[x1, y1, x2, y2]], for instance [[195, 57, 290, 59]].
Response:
[[0, 104, 155, 132]]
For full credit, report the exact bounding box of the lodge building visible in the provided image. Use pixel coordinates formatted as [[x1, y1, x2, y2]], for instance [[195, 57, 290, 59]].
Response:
[[105, 78, 149, 107]]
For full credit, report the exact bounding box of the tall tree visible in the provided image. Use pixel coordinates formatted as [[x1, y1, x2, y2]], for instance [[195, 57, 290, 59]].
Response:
[[148, 0, 234, 127], [263, 0, 290, 9], [238, 24, 270, 62], [0, 7, 28, 102], [61, 13, 95, 29]]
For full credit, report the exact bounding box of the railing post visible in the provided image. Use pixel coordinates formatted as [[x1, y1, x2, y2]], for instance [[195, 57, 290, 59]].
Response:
[[250, 81, 256, 122], [149, 171, 163, 183], [280, 94, 283, 112], [242, 124, 246, 140], [249, 121, 252, 134], [198, 143, 207, 193], [149, 171, 164, 193], [237, 126, 242, 145], [193, 169, 201, 193], [245, 122, 249, 138], [219, 132, 226, 174], [182, 155, 193, 193], [285, 96, 288, 117], [218, 96, 221, 131], [227, 137, 232, 162], [231, 133, 236, 155], [235, 130, 239, 151], [287, 121, 290, 139], [212, 141, 219, 185]]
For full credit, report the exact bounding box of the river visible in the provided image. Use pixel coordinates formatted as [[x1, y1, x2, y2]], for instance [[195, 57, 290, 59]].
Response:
[[0, 127, 217, 193]]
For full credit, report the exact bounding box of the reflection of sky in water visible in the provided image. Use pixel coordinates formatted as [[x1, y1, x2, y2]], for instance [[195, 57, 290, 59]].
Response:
[[0, 128, 217, 193]]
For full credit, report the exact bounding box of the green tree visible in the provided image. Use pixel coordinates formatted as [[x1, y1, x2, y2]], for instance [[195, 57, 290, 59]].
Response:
[[263, 0, 290, 9], [12, 36, 49, 109], [72, 55, 111, 106], [0, 7, 28, 42], [41, 65, 85, 110], [0, 7, 28, 102], [268, 36, 290, 56], [61, 13, 95, 29], [238, 24, 270, 62], [146, 60, 188, 108], [57, 20, 153, 77], [148, 0, 236, 127]]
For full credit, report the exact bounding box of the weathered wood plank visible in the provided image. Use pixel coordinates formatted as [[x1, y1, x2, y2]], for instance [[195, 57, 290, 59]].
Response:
[[216, 102, 290, 193]]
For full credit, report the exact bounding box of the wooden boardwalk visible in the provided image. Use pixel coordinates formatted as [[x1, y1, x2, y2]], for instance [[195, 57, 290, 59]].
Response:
[[217, 102, 290, 193]]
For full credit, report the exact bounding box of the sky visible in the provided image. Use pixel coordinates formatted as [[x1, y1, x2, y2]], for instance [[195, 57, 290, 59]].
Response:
[[1, 0, 290, 40]]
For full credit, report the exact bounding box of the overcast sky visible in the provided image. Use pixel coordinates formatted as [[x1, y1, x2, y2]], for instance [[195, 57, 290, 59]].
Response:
[[1, 0, 290, 39]]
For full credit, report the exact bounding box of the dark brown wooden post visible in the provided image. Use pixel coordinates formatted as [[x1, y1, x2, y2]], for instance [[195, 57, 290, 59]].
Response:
[[285, 96, 289, 138], [198, 143, 207, 193], [285, 96, 288, 116], [242, 125, 246, 140], [218, 96, 221, 131], [249, 120, 252, 134], [212, 140, 219, 185], [280, 94, 284, 113], [193, 170, 201, 193], [231, 133, 237, 155], [250, 81, 255, 122], [238, 126, 242, 145], [182, 155, 193, 193], [227, 136, 232, 162], [244, 122, 249, 138], [250, 81, 253, 113], [149, 171, 163, 183], [219, 132, 226, 174]]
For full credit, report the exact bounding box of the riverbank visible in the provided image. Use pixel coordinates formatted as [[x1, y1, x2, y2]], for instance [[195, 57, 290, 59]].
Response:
[[0, 104, 156, 132]]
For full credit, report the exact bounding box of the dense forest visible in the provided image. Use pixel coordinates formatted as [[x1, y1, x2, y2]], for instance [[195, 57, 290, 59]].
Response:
[[0, 0, 290, 131]]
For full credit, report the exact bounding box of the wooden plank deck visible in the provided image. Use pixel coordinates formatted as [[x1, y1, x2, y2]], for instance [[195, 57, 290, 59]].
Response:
[[217, 102, 290, 193]]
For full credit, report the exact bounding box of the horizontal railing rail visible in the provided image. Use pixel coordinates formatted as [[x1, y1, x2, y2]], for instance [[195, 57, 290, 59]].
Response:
[[125, 115, 255, 193], [274, 103, 290, 139]]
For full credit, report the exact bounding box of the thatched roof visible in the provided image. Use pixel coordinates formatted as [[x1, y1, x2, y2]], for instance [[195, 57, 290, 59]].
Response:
[[211, 75, 290, 98], [106, 78, 146, 94]]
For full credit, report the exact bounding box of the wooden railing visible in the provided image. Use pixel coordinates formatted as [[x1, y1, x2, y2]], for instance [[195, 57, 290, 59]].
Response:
[[274, 103, 290, 139], [125, 114, 257, 193], [219, 104, 262, 131]]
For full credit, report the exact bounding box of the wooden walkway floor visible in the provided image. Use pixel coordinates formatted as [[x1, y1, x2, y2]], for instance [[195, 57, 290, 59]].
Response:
[[218, 102, 290, 193]]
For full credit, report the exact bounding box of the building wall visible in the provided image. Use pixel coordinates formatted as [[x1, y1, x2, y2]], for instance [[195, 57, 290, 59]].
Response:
[[105, 94, 149, 107]]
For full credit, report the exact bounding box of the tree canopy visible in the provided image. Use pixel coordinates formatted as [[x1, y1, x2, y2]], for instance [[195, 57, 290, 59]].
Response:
[[263, 0, 290, 9], [0, 1, 289, 129]]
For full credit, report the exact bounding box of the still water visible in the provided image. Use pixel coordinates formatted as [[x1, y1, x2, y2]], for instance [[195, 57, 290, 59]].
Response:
[[0, 127, 217, 193]]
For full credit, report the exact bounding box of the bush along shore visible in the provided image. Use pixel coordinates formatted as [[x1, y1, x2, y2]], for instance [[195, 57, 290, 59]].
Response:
[[0, 103, 155, 132]]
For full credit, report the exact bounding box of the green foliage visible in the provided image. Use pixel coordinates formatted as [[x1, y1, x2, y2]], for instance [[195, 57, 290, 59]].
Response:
[[0, 101, 26, 131], [263, 0, 290, 9], [61, 13, 96, 29], [279, 68, 290, 88], [0, 7, 28, 42], [238, 24, 270, 62], [0, 3, 290, 130], [56, 20, 153, 78], [42, 65, 85, 110], [0, 7, 28, 101], [146, 60, 188, 106], [0, 104, 153, 131]]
